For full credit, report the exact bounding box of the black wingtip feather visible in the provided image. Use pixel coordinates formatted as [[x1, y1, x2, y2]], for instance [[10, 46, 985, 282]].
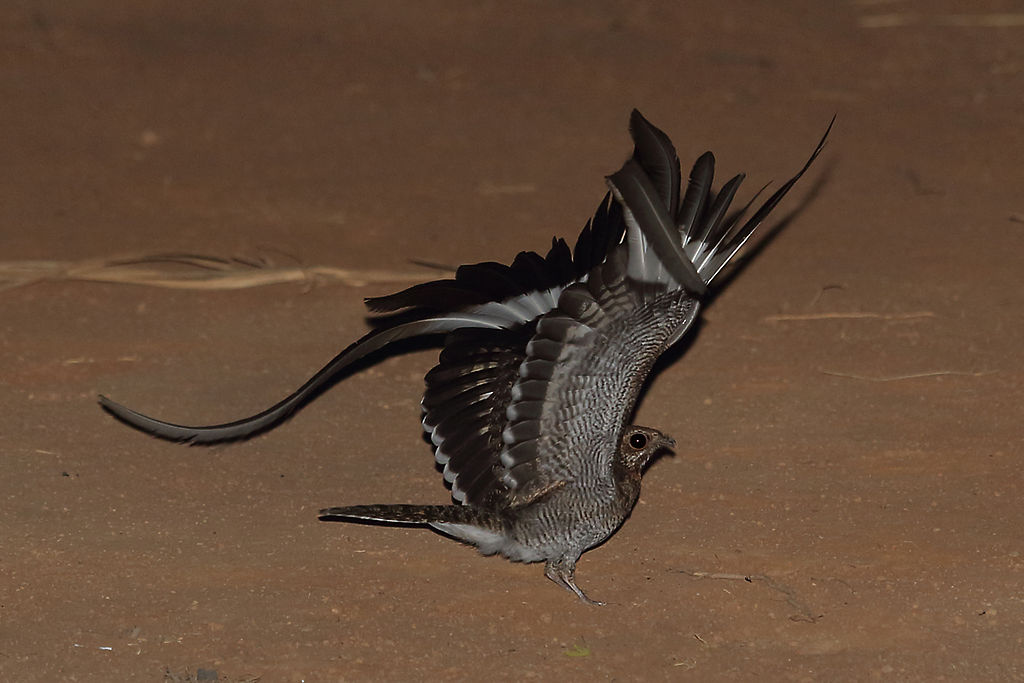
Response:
[[606, 159, 708, 296], [703, 174, 746, 240], [730, 116, 833, 243], [677, 151, 716, 246], [703, 115, 834, 283], [628, 109, 682, 216]]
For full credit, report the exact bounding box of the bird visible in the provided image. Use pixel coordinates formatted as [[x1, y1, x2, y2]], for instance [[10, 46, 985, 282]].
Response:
[[100, 110, 831, 604]]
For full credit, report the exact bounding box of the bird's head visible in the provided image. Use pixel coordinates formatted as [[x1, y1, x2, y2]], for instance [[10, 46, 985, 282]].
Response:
[[618, 425, 676, 473]]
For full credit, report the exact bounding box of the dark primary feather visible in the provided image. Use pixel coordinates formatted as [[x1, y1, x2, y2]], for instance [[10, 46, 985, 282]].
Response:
[[689, 172, 745, 268], [606, 159, 708, 295], [628, 109, 681, 217], [702, 115, 833, 282], [366, 228, 601, 314], [572, 193, 624, 278], [422, 327, 530, 506], [676, 151, 716, 248]]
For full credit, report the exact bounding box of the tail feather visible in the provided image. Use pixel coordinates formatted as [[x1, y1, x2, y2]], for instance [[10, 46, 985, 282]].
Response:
[[319, 504, 506, 552], [318, 504, 473, 523]]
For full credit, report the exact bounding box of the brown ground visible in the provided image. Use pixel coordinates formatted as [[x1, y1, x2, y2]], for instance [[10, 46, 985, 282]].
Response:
[[2, 1, 1022, 680]]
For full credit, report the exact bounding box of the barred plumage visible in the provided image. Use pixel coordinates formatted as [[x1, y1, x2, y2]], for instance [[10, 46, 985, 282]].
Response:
[[100, 110, 830, 603]]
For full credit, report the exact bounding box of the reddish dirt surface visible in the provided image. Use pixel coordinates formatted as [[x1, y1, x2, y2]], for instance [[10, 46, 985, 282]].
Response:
[[2, 1, 1022, 680]]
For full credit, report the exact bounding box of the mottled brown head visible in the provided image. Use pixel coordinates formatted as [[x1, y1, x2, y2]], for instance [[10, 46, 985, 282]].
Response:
[[618, 425, 676, 473]]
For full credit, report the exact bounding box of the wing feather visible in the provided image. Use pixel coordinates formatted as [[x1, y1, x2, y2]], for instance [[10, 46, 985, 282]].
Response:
[[677, 151, 716, 249], [421, 113, 828, 509], [628, 109, 682, 217], [420, 327, 530, 504], [607, 159, 708, 295], [494, 244, 700, 500]]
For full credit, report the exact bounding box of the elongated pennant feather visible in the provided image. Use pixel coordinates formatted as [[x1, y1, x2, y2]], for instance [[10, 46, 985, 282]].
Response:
[[100, 110, 831, 480]]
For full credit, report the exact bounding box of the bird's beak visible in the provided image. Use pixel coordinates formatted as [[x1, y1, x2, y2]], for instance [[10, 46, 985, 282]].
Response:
[[661, 435, 677, 456]]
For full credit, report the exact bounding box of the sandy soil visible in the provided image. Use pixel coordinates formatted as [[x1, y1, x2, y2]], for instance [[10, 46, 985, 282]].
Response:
[[1, 1, 1022, 680]]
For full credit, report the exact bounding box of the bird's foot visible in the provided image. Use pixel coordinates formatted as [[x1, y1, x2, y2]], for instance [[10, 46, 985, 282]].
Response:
[[545, 557, 604, 606]]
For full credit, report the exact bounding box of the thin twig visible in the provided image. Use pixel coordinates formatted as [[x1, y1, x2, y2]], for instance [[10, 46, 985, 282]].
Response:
[[805, 284, 844, 309], [821, 369, 995, 381], [763, 311, 935, 322], [679, 571, 753, 581], [678, 569, 819, 622], [859, 13, 1024, 28], [938, 13, 1024, 27]]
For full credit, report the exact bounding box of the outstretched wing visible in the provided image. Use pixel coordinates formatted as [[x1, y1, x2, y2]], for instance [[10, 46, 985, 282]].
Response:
[[419, 196, 631, 507], [99, 109, 829, 450], [497, 245, 700, 501], [425, 111, 832, 509], [98, 186, 626, 444], [422, 244, 699, 510], [98, 312, 510, 443], [421, 326, 528, 507]]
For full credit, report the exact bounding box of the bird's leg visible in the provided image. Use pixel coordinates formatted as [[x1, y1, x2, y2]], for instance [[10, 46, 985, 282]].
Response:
[[544, 555, 604, 606]]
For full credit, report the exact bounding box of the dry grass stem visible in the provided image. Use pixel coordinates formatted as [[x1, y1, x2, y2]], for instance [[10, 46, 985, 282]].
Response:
[[0, 254, 447, 293]]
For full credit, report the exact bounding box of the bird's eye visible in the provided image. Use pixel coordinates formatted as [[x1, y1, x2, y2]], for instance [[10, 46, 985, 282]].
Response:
[[629, 433, 648, 449]]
